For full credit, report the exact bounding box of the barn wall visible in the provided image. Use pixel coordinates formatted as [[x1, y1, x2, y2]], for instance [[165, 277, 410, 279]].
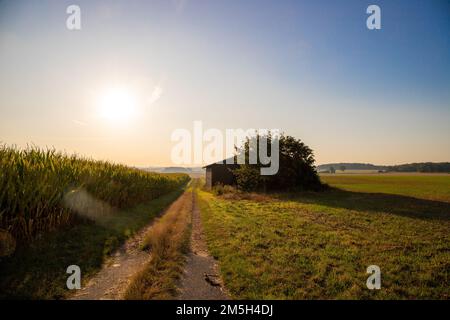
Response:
[[205, 164, 237, 188], [206, 167, 213, 189], [212, 165, 233, 186]]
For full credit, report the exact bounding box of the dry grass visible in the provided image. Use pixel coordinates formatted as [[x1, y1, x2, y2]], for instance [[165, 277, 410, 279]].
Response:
[[211, 184, 271, 202], [124, 190, 192, 300], [220, 192, 271, 202]]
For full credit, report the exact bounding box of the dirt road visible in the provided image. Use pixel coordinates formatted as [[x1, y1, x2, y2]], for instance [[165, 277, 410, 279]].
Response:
[[71, 181, 228, 300], [177, 188, 229, 299], [70, 193, 185, 300]]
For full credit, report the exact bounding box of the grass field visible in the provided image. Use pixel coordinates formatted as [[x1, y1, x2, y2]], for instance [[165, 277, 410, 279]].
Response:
[[321, 174, 450, 203], [197, 175, 450, 299]]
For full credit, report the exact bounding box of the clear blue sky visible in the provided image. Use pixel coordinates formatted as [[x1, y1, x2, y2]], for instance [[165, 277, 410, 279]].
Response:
[[0, 0, 449, 165]]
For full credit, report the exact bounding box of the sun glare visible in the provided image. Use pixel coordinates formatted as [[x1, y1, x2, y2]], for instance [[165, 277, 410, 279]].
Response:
[[97, 88, 138, 123]]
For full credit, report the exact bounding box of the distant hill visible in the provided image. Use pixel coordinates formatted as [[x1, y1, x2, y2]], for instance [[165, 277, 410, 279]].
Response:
[[317, 162, 450, 173], [143, 163, 450, 174], [162, 167, 192, 173], [385, 162, 450, 173], [142, 166, 205, 174], [317, 163, 384, 172]]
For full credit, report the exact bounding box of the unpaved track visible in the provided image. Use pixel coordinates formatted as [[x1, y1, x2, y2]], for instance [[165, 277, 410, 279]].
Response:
[[70, 182, 228, 300], [178, 187, 229, 300], [71, 193, 185, 300]]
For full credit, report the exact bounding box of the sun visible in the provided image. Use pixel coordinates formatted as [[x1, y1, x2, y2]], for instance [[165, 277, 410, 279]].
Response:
[[97, 88, 138, 123]]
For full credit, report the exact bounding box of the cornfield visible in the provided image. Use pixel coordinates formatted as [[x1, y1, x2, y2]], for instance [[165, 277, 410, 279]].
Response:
[[0, 145, 190, 242]]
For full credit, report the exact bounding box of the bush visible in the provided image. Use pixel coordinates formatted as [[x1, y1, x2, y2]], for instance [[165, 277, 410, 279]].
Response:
[[232, 133, 323, 192], [232, 166, 262, 192], [212, 184, 236, 196]]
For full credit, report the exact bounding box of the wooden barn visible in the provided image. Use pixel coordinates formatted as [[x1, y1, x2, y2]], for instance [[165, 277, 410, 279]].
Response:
[[203, 159, 239, 189]]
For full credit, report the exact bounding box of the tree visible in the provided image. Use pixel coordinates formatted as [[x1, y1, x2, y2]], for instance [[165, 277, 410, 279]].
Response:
[[232, 132, 323, 192], [340, 165, 346, 172], [329, 166, 336, 174], [232, 165, 261, 192]]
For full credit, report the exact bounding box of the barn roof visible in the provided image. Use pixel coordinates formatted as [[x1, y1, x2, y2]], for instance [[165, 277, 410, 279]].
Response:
[[203, 157, 239, 168]]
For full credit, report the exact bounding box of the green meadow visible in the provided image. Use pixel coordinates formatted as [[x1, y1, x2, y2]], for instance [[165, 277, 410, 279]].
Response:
[[321, 174, 450, 203], [198, 174, 450, 299]]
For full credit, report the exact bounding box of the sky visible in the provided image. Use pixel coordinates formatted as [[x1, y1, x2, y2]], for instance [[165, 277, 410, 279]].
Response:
[[0, 0, 449, 166]]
